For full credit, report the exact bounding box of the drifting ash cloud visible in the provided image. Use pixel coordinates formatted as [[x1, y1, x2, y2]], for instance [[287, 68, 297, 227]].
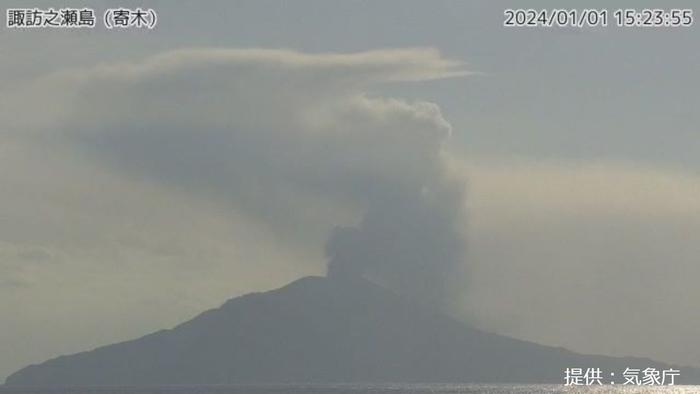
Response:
[[3, 48, 470, 307]]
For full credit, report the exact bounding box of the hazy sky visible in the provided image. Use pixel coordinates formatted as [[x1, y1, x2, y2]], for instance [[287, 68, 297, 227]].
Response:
[[1, 0, 699, 381]]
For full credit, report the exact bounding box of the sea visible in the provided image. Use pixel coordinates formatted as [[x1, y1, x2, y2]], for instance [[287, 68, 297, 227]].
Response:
[[1, 384, 699, 394]]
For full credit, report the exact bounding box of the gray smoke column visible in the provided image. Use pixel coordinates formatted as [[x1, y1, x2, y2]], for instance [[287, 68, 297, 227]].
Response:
[[325, 145, 467, 308]]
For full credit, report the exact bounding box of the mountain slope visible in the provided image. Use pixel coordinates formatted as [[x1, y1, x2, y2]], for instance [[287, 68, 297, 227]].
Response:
[[5, 276, 699, 385]]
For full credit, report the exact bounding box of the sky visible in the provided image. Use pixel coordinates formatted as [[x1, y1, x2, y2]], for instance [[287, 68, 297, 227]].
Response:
[[1, 0, 699, 381]]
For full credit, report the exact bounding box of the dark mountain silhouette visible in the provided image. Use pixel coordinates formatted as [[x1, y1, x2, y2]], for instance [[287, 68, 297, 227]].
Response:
[[5, 276, 699, 386]]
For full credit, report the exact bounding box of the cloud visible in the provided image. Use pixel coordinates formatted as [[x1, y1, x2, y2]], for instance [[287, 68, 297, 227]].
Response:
[[1, 47, 466, 133], [452, 157, 700, 368], [0, 47, 470, 378], [3, 48, 470, 306]]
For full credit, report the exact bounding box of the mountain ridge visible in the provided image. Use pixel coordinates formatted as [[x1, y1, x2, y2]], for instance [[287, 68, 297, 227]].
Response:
[[6, 275, 699, 386]]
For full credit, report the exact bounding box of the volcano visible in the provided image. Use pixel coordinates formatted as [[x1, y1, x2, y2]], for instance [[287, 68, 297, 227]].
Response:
[[5, 276, 699, 386]]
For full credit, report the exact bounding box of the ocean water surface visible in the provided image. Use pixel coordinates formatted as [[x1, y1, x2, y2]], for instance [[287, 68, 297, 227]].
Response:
[[1, 384, 698, 394]]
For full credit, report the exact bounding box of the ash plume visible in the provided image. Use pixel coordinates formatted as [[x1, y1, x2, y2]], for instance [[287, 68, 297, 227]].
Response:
[[8, 47, 470, 309], [325, 155, 468, 308]]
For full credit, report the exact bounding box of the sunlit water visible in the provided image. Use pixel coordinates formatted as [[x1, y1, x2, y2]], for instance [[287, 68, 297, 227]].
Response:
[[1, 384, 699, 394]]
